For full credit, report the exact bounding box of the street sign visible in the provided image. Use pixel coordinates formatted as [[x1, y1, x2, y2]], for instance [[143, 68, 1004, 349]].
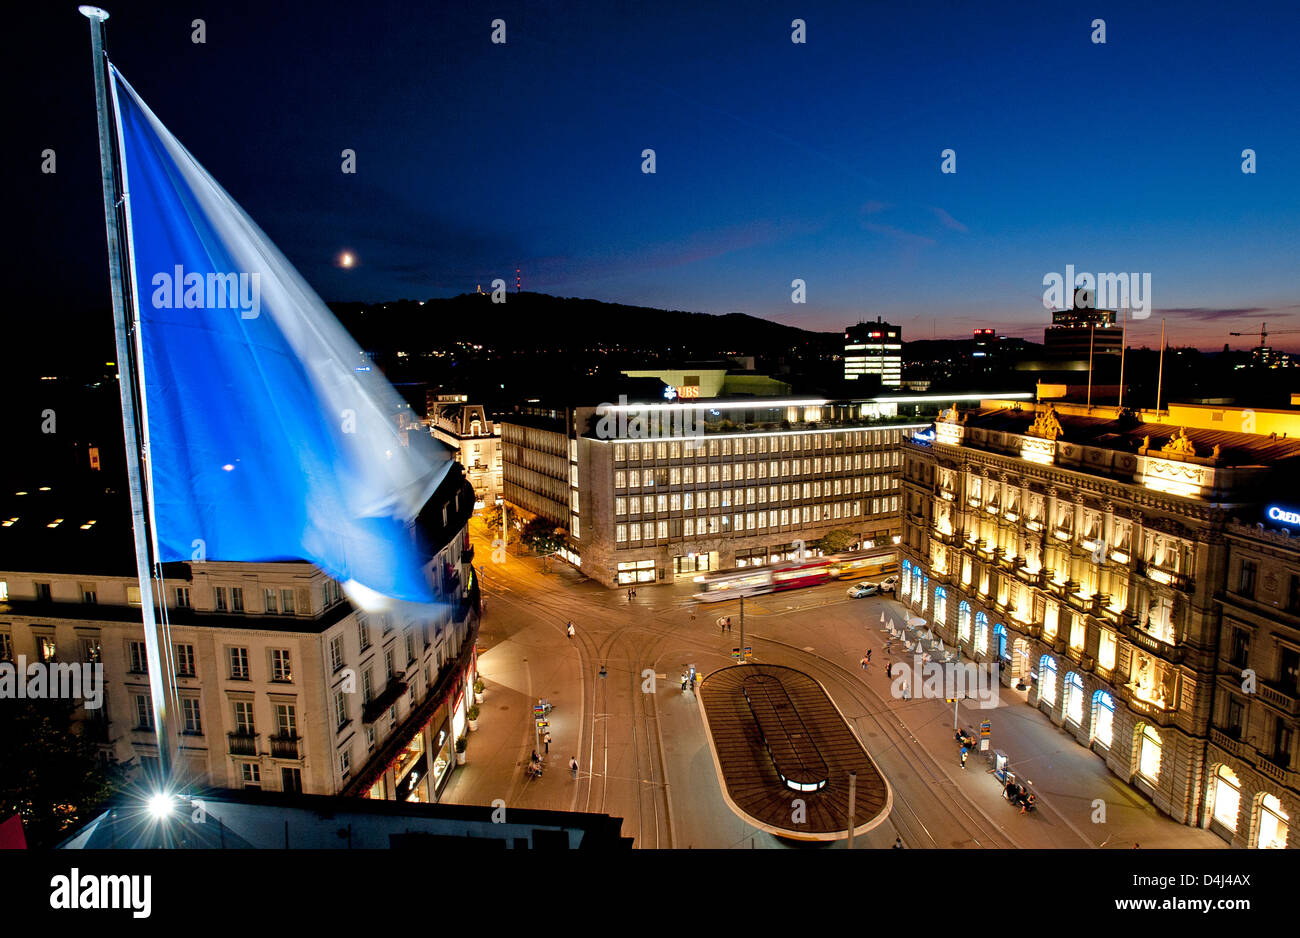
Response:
[[980, 721, 991, 738]]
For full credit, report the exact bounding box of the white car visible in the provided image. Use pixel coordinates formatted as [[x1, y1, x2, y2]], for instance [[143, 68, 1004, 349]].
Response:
[[877, 575, 898, 593], [847, 582, 878, 599]]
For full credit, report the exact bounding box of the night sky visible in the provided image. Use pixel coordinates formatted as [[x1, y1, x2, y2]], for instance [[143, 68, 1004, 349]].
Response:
[[13, 0, 1300, 352]]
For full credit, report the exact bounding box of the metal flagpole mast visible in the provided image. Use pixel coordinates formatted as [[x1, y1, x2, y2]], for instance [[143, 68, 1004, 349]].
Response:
[[82, 5, 175, 781], [1155, 318, 1167, 415], [1118, 307, 1127, 410]]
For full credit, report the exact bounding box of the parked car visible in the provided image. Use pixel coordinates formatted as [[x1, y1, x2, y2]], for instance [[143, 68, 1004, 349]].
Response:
[[876, 575, 899, 593], [847, 582, 879, 598]]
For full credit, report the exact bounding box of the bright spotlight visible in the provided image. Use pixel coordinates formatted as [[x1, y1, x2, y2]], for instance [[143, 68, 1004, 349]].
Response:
[[146, 792, 174, 820]]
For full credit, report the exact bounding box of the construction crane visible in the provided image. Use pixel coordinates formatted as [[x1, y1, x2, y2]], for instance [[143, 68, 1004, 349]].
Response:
[[1229, 322, 1300, 347]]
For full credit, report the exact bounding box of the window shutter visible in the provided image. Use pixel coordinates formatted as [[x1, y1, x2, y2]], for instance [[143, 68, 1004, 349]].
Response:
[[296, 588, 311, 615]]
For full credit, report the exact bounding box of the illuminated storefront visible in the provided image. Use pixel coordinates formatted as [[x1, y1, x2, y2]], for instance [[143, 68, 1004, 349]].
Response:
[[394, 733, 428, 803], [1258, 794, 1290, 849], [1211, 765, 1241, 831]]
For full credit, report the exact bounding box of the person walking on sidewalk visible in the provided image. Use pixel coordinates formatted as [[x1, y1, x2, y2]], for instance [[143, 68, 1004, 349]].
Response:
[[960, 745, 968, 769], [567, 622, 575, 639], [860, 655, 869, 671], [866, 649, 872, 663], [569, 756, 579, 779], [720, 618, 726, 635], [544, 731, 551, 755]]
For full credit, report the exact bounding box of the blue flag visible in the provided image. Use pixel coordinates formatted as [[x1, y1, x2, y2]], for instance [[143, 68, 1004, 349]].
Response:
[[109, 67, 449, 607]]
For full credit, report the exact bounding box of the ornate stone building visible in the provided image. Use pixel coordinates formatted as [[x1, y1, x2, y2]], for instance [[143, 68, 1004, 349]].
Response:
[[900, 399, 1300, 844]]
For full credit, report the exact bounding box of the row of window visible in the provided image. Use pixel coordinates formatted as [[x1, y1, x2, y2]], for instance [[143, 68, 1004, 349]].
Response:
[[615, 478, 895, 515], [613, 430, 902, 462], [130, 692, 297, 739], [18, 579, 339, 613], [615, 455, 899, 489], [614, 499, 899, 543]]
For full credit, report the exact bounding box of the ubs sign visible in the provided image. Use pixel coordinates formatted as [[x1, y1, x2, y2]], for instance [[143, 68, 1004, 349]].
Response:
[[1267, 505, 1300, 526]]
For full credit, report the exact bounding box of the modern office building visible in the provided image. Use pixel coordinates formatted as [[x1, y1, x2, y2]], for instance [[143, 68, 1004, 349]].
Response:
[[1044, 290, 1124, 358], [898, 397, 1300, 843], [428, 394, 503, 509], [501, 394, 987, 587], [0, 464, 481, 806], [844, 319, 903, 388]]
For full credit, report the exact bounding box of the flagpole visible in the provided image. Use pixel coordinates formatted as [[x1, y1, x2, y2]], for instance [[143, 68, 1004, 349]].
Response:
[[1117, 307, 1127, 410], [82, 5, 175, 783], [1155, 317, 1166, 416]]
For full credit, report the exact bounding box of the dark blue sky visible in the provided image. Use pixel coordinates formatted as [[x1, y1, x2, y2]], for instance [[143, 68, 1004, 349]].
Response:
[[18, 0, 1300, 350]]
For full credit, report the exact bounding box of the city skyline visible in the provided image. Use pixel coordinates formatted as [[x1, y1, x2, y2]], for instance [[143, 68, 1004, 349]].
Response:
[[17, 0, 1300, 353]]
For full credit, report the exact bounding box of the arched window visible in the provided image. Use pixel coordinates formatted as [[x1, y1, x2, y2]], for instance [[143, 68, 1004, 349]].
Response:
[[994, 622, 1009, 663], [975, 612, 989, 655], [1038, 655, 1057, 705], [1258, 794, 1290, 849], [1091, 690, 1114, 747], [934, 587, 947, 627], [1064, 671, 1084, 724], [901, 560, 912, 596], [921, 575, 930, 611], [1212, 765, 1241, 831], [1138, 724, 1163, 782], [911, 570, 923, 607], [958, 602, 971, 643]]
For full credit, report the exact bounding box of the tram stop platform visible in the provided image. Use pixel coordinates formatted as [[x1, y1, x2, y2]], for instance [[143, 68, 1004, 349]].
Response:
[[698, 664, 891, 842]]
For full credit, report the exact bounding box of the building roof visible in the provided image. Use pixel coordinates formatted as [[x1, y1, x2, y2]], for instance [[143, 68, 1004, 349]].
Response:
[[960, 407, 1300, 467], [57, 786, 633, 849]]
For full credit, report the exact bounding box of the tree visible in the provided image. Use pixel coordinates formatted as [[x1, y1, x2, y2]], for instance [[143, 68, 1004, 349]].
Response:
[[480, 503, 504, 532], [0, 698, 125, 848], [811, 528, 857, 555], [520, 517, 566, 556]]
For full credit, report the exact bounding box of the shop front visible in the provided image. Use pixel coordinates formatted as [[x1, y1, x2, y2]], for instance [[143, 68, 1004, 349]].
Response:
[[393, 733, 429, 803], [429, 719, 454, 798]]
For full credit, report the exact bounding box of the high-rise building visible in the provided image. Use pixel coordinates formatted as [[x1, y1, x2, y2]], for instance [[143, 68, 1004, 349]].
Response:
[[1044, 289, 1123, 358], [899, 397, 1300, 842], [844, 319, 902, 388]]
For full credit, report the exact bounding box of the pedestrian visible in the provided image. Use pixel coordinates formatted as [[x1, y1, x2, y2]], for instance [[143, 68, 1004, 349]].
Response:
[[689, 673, 696, 691], [544, 732, 551, 755], [860, 655, 868, 671], [886, 639, 893, 654], [960, 746, 968, 769], [681, 673, 688, 691], [567, 622, 575, 639], [720, 619, 726, 634], [892, 836, 904, 849], [866, 649, 872, 663], [570, 756, 579, 779]]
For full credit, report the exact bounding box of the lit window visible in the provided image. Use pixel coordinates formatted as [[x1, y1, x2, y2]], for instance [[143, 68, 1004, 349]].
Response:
[[1139, 724, 1163, 781], [1091, 690, 1114, 747], [1212, 764, 1241, 831], [1038, 655, 1057, 705], [1064, 671, 1084, 724]]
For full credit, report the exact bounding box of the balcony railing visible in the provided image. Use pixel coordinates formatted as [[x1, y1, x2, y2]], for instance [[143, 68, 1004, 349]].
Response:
[[1137, 560, 1194, 593], [228, 732, 258, 756], [1211, 728, 1243, 757], [1121, 620, 1186, 663], [1258, 682, 1300, 716], [270, 734, 302, 760]]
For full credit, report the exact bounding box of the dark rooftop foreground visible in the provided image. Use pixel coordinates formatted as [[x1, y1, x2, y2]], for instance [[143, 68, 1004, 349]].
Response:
[[57, 787, 632, 850]]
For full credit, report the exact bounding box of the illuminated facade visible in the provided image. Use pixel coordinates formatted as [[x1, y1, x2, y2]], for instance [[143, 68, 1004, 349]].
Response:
[[900, 400, 1300, 840], [428, 396, 502, 509], [844, 319, 902, 388], [0, 466, 481, 805], [503, 397, 943, 587]]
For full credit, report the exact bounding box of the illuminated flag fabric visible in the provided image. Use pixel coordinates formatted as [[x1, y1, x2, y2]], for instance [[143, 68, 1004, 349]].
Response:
[[109, 67, 449, 606]]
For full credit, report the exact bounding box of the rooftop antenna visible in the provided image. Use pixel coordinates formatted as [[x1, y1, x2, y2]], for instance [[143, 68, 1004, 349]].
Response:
[[1117, 306, 1127, 410], [516, 266, 521, 293], [1155, 317, 1166, 415], [1086, 321, 1095, 410]]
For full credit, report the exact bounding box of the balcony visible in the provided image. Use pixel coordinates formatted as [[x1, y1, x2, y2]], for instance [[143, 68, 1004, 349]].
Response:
[[1258, 682, 1300, 716], [1120, 620, 1186, 663], [1211, 728, 1244, 757], [1122, 689, 1178, 727], [1137, 560, 1194, 593], [362, 680, 409, 724], [228, 732, 258, 756], [270, 734, 302, 760]]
